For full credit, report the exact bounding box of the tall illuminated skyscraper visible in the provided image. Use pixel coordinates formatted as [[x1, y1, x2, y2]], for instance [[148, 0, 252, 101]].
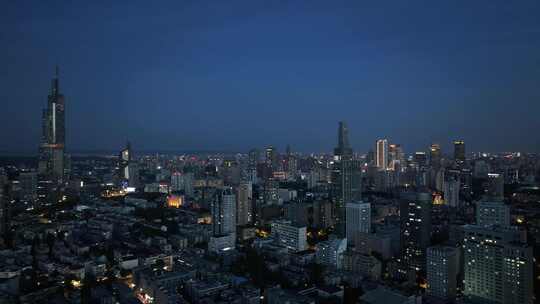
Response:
[[38, 67, 66, 182], [376, 139, 388, 170], [119, 142, 132, 180], [400, 191, 432, 272]]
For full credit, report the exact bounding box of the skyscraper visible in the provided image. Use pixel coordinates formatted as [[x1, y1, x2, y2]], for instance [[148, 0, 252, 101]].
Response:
[[486, 173, 504, 201], [427, 246, 458, 301], [333, 121, 353, 161], [265, 146, 278, 171], [119, 142, 132, 181], [376, 139, 389, 170], [237, 181, 253, 226], [212, 187, 236, 236], [346, 201, 371, 244], [38, 67, 66, 182], [429, 144, 441, 169], [453, 140, 465, 163], [209, 187, 237, 252], [400, 191, 432, 272], [331, 122, 360, 237], [388, 144, 404, 171]]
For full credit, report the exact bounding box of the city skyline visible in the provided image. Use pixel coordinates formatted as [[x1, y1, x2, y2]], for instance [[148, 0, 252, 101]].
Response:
[[2, 1, 540, 154], [1, 3, 539, 304]]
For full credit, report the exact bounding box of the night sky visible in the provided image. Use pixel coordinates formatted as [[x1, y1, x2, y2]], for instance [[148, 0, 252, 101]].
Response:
[[2, 1, 540, 155]]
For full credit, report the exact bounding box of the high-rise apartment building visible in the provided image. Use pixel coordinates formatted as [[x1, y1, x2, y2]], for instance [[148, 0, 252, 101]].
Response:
[[427, 246, 458, 300], [237, 181, 253, 226], [209, 187, 237, 253], [463, 225, 533, 304], [212, 187, 236, 236], [400, 192, 432, 272], [476, 201, 510, 227]]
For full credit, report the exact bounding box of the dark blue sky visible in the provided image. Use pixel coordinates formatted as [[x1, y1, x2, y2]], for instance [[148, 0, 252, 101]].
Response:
[[2, 1, 540, 154]]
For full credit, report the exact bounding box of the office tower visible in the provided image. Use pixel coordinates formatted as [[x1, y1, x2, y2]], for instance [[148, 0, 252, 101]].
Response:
[[388, 144, 404, 171], [285, 145, 297, 179], [332, 159, 362, 238], [429, 144, 441, 169], [265, 146, 278, 171], [453, 140, 465, 163], [339, 159, 363, 202], [118, 142, 132, 184], [38, 67, 66, 182], [237, 182, 253, 226], [334, 121, 353, 161], [414, 152, 428, 169], [248, 148, 260, 183], [19, 171, 37, 203], [400, 192, 432, 272], [270, 220, 307, 252], [427, 246, 458, 300], [476, 201, 510, 227], [331, 121, 361, 237], [376, 139, 389, 170], [212, 187, 236, 236], [316, 238, 347, 269], [486, 173, 504, 201], [443, 177, 460, 207], [346, 201, 371, 244], [248, 148, 260, 167], [463, 225, 533, 304]]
